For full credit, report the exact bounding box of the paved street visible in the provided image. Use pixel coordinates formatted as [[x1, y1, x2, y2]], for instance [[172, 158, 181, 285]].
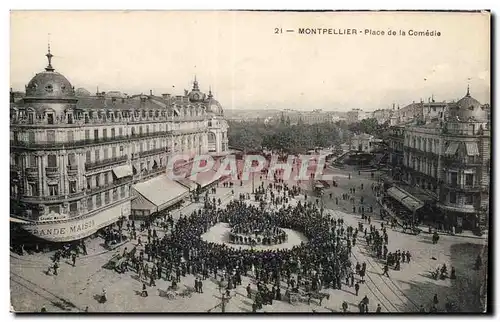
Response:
[[10, 167, 487, 313]]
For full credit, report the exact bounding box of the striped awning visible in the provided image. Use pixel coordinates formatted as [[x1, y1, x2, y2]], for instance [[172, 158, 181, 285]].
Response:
[[465, 142, 480, 156], [444, 142, 459, 155]]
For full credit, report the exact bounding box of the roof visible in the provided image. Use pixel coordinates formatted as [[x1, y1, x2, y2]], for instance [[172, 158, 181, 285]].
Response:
[[387, 186, 424, 211], [133, 174, 189, 212], [188, 169, 221, 188]]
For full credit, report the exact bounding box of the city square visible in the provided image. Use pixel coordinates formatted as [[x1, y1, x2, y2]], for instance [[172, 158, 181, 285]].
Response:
[[10, 165, 487, 313], [9, 11, 490, 314]]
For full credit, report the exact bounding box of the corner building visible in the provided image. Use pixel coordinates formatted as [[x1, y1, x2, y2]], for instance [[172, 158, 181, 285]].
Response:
[[10, 49, 229, 243], [398, 88, 490, 232]]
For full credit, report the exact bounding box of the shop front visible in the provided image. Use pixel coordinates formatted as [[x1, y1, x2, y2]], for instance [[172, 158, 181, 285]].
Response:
[[18, 201, 130, 243]]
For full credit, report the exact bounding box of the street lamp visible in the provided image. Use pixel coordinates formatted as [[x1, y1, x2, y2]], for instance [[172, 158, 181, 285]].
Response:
[[252, 171, 255, 194]]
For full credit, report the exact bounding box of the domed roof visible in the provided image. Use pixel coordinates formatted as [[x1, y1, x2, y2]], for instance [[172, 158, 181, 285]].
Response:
[[204, 89, 224, 115], [24, 47, 76, 99], [450, 86, 487, 121], [187, 77, 206, 103]]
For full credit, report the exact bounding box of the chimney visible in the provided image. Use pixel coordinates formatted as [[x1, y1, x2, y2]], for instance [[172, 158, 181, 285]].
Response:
[[150, 89, 153, 96]]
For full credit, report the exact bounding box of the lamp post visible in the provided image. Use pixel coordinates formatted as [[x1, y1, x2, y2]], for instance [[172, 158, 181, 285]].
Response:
[[252, 171, 255, 194]]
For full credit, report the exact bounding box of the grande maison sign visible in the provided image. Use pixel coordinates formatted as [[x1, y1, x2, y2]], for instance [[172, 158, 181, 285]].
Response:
[[22, 202, 129, 242]]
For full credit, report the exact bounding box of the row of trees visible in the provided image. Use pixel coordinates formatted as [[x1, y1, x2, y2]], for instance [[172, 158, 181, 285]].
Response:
[[228, 119, 346, 154], [228, 115, 390, 154]]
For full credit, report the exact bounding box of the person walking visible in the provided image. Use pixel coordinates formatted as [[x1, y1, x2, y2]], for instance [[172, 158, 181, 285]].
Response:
[[355, 282, 360, 296], [383, 264, 390, 277]]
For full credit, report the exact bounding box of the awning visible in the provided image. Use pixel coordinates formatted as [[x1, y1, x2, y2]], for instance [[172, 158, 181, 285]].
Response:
[[315, 183, 324, 189], [465, 142, 480, 156], [444, 142, 459, 155], [188, 169, 221, 188], [10, 216, 31, 224], [113, 164, 133, 178], [386, 186, 424, 211], [175, 177, 197, 190], [133, 174, 189, 212], [131, 193, 156, 212]]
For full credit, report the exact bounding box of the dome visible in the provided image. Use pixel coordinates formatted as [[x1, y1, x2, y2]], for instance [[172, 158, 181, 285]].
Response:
[[450, 87, 487, 121], [187, 77, 206, 103], [206, 98, 223, 115], [25, 47, 76, 99]]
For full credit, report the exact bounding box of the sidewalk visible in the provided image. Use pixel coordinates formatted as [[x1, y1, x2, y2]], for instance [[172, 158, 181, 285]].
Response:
[[376, 198, 488, 241]]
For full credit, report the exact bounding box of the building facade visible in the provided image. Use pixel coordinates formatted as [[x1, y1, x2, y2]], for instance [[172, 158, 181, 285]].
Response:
[[389, 88, 490, 232], [10, 49, 229, 243]]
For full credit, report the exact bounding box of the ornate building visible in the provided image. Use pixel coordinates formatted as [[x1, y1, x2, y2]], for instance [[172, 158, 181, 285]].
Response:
[[10, 48, 229, 243], [388, 87, 490, 233]]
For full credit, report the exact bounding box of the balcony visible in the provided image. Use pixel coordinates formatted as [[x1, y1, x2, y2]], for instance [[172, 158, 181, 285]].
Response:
[[138, 147, 166, 158], [10, 131, 172, 151], [134, 166, 167, 182], [443, 183, 488, 192], [45, 167, 59, 178], [67, 165, 78, 175], [87, 176, 132, 196], [18, 190, 86, 204], [85, 155, 127, 171], [25, 167, 39, 178]]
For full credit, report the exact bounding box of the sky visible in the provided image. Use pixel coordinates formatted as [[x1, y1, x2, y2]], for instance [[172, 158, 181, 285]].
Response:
[[10, 11, 490, 112]]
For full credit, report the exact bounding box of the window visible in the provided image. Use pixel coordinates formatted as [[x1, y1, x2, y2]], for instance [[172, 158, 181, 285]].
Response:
[[96, 194, 102, 207], [28, 132, 35, 143], [95, 175, 100, 187], [139, 126, 143, 135], [85, 129, 90, 140], [47, 130, 55, 143], [140, 143, 144, 153], [111, 128, 115, 138], [94, 129, 99, 141], [29, 155, 37, 167], [87, 177, 92, 190], [67, 130, 74, 142], [449, 192, 457, 204], [465, 174, 474, 186], [67, 114, 74, 124], [47, 154, 57, 167], [68, 153, 76, 166], [119, 127, 123, 137], [113, 188, 118, 200], [70, 202, 78, 212], [48, 184, 59, 196], [450, 172, 458, 187], [86, 151, 91, 163], [105, 191, 110, 204], [103, 129, 107, 139], [468, 156, 475, 164], [120, 186, 125, 197], [465, 194, 474, 205], [85, 114, 89, 124], [87, 197, 94, 210], [131, 127, 136, 136], [28, 113, 34, 124], [94, 149, 100, 161], [103, 148, 109, 160], [112, 147, 117, 158], [29, 182, 38, 196], [104, 172, 109, 185], [47, 114, 54, 124], [48, 205, 60, 214], [69, 181, 77, 193]]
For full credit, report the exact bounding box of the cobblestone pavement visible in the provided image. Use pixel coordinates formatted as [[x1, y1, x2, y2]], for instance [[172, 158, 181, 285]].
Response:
[[10, 168, 487, 313]]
